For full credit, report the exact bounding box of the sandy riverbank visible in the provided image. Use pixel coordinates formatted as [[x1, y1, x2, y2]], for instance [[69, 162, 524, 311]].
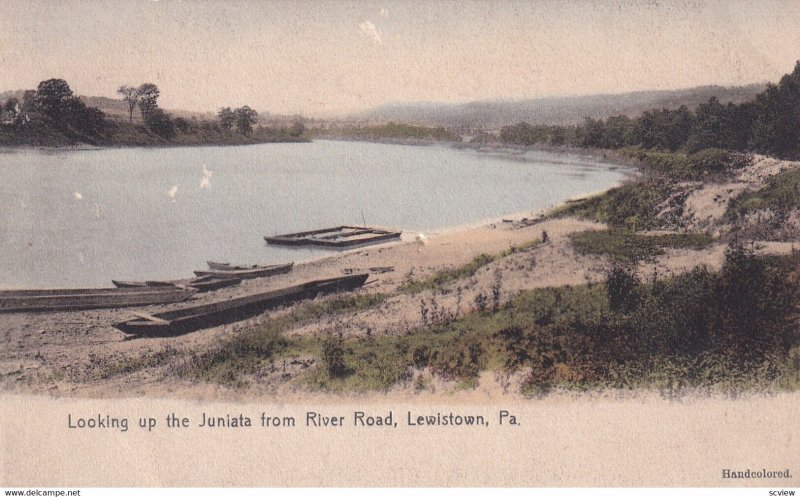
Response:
[[0, 212, 593, 397]]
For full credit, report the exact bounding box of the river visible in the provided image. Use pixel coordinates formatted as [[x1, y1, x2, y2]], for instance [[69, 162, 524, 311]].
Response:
[[0, 140, 629, 288]]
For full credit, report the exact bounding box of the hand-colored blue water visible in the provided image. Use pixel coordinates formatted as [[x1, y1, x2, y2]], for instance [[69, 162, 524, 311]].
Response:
[[0, 140, 629, 288]]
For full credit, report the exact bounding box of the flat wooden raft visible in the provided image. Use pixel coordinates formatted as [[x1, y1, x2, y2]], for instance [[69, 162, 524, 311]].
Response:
[[265, 225, 401, 248]]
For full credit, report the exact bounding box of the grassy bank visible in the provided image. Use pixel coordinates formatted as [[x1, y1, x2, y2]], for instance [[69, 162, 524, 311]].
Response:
[[313, 247, 799, 395], [553, 180, 671, 231], [725, 167, 800, 241], [102, 120, 310, 147], [570, 229, 714, 262], [398, 239, 540, 294], [91, 244, 799, 397]]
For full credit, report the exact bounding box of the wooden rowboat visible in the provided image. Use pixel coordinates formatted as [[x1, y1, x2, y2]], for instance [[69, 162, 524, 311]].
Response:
[[205, 261, 262, 270], [112, 275, 242, 293], [112, 280, 177, 288], [187, 277, 243, 292], [113, 273, 369, 337], [0, 286, 197, 313], [265, 225, 401, 249], [194, 262, 294, 280]]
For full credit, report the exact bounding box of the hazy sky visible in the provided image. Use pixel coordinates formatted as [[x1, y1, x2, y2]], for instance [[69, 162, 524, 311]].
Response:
[[1, 0, 799, 116]]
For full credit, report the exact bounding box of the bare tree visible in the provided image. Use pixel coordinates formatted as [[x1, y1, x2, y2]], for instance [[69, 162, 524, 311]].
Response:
[[117, 85, 139, 123]]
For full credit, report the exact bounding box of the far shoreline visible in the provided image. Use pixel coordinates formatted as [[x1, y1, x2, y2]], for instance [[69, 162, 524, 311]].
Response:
[[0, 136, 311, 152], [0, 134, 643, 183], [312, 135, 645, 178]]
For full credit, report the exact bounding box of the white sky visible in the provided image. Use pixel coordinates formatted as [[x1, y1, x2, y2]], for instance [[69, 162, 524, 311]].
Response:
[[1, 0, 799, 116]]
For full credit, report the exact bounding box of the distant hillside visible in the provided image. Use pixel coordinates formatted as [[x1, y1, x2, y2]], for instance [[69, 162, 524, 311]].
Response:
[[80, 96, 217, 123], [2, 82, 767, 131], [80, 95, 136, 121], [350, 84, 766, 130]]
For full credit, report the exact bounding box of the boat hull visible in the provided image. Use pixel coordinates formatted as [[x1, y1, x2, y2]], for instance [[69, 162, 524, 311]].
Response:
[[188, 277, 242, 292], [0, 286, 197, 313], [205, 261, 260, 270], [113, 273, 369, 337], [112, 276, 242, 293], [112, 280, 177, 288], [194, 262, 293, 280]]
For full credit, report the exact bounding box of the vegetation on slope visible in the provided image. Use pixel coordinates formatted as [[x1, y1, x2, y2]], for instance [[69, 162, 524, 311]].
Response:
[[499, 61, 800, 160], [310, 247, 799, 395], [570, 230, 714, 262]]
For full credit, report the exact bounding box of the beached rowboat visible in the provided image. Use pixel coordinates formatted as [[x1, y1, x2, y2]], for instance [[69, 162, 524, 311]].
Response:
[[0, 286, 197, 313], [194, 262, 293, 280], [184, 277, 243, 292], [205, 261, 263, 270], [112, 275, 242, 293], [113, 273, 369, 337], [112, 280, 178, 288]]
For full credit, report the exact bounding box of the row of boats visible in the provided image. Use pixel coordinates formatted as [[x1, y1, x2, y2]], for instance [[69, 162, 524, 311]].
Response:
[[114, 272, 369, 337], [0, 260, 370, 338], [111, 261, 295, 291], [1, 225, 404, 338]]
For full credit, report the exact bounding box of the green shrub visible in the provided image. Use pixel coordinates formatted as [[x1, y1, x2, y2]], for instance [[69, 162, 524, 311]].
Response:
[[606, 265, 640, 312], [179, 326, 290, 386], [571, 229, 713, 262], [322, 334, 352, 378], [430, 335, 487, 381], [632, 148, 750, 181], [400, 253, 496, 294], [727, 167, 800, 220], [556, 181, 670, 230]]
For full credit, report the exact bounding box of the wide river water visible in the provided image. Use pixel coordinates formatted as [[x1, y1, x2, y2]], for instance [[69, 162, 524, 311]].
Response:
[[0, 140, 630, 288]]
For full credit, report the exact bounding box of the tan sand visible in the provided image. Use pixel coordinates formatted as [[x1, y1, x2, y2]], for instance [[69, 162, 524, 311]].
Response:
[[677, 154, 800, 234]]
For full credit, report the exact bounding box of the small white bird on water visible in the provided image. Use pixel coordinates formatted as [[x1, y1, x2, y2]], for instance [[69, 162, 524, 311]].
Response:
[[167, 185, 178, 202], [200, 164, 212, 189]]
